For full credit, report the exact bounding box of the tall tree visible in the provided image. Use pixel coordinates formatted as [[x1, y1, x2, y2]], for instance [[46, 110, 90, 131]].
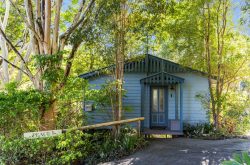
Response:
[[114, 0, 127, 136], [0, 0, 98, 130], [164, 0, 249, 129], [153, 0, 249, 129], [203, 0, 230, 128]]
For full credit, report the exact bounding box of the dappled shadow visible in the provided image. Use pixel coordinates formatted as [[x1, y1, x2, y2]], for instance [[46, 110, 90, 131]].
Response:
[[101, 138, 250, 165], [111, 150, 233, 165]]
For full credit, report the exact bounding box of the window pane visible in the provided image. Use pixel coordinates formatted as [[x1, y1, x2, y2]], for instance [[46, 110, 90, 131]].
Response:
[[159, 114, 165, 123], [152, 114, 157, 123], [152, 88, 158, 112], [159, 88, 164, 112]]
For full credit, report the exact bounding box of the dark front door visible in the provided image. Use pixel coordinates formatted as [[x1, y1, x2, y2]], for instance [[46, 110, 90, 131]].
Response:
[[151, 87, 167, 128]]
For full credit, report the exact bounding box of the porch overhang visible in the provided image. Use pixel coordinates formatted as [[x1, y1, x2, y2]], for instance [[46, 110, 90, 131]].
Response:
[[140, 72, 184, 85], [140, 72, 184, 133]]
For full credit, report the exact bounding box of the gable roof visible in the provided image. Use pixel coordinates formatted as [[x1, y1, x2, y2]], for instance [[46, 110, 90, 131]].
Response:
[[79, 54, 211, 79]]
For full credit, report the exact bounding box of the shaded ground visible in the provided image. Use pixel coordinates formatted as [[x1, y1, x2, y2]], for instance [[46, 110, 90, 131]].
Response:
[[101, 137, 250, 165]]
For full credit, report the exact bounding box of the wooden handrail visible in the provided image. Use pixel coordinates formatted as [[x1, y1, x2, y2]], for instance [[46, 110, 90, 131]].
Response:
[[23, 117, 144, 139], [62, 117, 145, 133]]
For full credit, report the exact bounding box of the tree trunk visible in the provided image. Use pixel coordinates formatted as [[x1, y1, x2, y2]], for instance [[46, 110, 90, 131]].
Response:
[[203, 0, 228, 130], [0, 38, 9, 84], [113, 0, 127, 137], [0, 0, 10, 85], [44, 0, 51, 54], [89, 49, 94, 71], [40, 99, 57, 130], [203, 2, 220, 130]]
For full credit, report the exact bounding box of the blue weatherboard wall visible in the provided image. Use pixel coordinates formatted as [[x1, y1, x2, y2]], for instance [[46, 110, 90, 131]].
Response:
[[86, 73, 146, 126]]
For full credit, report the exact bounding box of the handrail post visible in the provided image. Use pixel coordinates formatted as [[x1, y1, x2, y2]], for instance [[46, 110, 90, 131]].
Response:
[[137, 120, 141, 137]]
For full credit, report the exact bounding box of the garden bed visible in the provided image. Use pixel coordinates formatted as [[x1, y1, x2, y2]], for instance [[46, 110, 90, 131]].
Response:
[[0, 128, 147, 165], [183, 123, 248, 140]]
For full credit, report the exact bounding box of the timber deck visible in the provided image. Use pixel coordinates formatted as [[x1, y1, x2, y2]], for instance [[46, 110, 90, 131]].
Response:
[[143, 128, 183, 135]]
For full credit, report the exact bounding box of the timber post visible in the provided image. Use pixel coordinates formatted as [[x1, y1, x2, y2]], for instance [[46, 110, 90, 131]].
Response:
[[137, 120, 141, 137]]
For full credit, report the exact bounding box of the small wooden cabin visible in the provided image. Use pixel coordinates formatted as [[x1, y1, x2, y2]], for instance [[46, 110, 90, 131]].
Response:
[[80, 55, 210, 135]]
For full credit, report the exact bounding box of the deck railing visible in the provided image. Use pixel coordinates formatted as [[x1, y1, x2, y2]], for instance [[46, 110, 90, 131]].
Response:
[[24, 117, 145, 139], [62, 117, 145, 136]]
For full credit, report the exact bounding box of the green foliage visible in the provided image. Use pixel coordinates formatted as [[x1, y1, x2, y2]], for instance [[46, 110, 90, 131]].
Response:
[[60, 0, 81, 32], [183, 120, 249, 139], [85, 80, 132, 120], [0, 78, 87, 137], [85, 80, 118, 109], [196, 89, 250, 135], [49, 131, 92, 165], [72, 45, 113, 75], [0, 0, 24, 42], [222, 152, 250, 165], [33, 52, 88, 129], [184, 123, 214, 138], [0, 130, 92, 165], [56, 77, 88, 129], [0, 128, 146, 165], [0, 82, 49, 137], [86, 128, 146, 164], [34, 52, 66, 86], [159, 0, 205, 67], [220, 90, 250, 134]]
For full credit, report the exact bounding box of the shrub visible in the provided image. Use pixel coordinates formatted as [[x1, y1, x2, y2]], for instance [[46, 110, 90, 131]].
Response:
[[183, 122, 246, 139], [0, 128, 146, 165], [196, 90, 250, 135], [222, 152, 250, 165], [0, 130, 91, 164], [184, 123, 214, 137], [0, 82, 50, 137], [220, 91, 250, 134], [86, 127, 146, 164], [56, 77, 88, 129], [0, 79, 87, 138]]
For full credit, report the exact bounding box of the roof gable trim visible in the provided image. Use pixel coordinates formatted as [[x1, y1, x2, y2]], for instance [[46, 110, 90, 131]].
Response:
[[140, 72, 184, 84]]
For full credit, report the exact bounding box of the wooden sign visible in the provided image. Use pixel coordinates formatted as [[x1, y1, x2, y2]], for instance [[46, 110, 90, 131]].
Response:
[[24, 130, 62, 139]]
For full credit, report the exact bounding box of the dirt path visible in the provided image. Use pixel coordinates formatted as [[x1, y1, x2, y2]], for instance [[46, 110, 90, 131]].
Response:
[[101, 138, 250, 165]]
